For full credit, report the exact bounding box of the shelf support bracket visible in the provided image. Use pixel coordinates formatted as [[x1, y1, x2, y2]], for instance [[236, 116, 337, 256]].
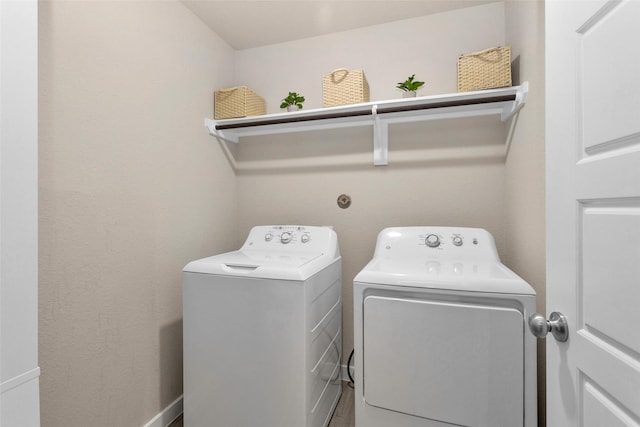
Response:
[[205, 118, 239, 143], [501, 81, 529, 121], [372, 105, 389, 166]]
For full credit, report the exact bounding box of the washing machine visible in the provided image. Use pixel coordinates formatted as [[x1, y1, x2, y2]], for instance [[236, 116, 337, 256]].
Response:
[[353, 226, 536, 427], [183, 225, 342, 427]]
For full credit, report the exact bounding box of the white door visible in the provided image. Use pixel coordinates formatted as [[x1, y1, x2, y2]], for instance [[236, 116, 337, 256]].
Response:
[[546, 0, 640, 425], [0, 0, 40, 426]]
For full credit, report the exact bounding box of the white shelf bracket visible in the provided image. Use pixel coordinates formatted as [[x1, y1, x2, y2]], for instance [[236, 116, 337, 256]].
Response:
[[205, 118, 239, 143], [502, 81, 529, 121], [372, 105, 389, 166]]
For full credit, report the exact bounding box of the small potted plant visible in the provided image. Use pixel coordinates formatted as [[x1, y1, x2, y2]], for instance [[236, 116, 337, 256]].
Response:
[[280, 92, 305, 112], [396, 74, 425, 98]]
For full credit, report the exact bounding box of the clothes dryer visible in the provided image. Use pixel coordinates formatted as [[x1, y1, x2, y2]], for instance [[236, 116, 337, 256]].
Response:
[[183, 225, 342, 427], [353, 226, 536, 427]]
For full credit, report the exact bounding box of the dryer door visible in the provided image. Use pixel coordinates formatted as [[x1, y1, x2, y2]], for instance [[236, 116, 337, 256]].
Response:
[[363, 295, 524, 427]]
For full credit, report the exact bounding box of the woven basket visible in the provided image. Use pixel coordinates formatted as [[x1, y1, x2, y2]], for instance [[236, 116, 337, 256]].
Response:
[[322, 68, 370, 107], [457, 46, 512, 92], [214, 86, 266, 119]]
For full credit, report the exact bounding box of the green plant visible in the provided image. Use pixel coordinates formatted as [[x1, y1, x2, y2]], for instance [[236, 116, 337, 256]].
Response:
[[396, 74, 425, 92], [280, 92, 305, 109]]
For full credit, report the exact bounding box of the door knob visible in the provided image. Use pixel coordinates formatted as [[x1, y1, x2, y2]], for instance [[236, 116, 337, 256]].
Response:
[[528, 312, 569, 342]]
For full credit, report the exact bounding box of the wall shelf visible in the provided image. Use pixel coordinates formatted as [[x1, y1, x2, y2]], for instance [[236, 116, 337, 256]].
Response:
[[205, 82, 528, 166]]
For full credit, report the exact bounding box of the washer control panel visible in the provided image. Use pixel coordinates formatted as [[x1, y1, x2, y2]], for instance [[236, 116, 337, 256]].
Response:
[[241, 225, 338, 256], [260, 226, 311, 245], [375, 226, 500, 261]]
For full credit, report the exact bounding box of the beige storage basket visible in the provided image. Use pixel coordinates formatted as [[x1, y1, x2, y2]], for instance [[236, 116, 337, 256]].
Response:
[[457, 46, 512, 92], [214, 86, 266, 119], [322, 68, 370, 107]]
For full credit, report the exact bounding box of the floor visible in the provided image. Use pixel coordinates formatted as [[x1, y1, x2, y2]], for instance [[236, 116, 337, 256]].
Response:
[[327, 381, 356, 427], [169, 381, 355, 427]]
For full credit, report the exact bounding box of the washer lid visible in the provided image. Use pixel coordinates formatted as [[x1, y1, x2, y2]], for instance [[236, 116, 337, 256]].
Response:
[[354, 258, 535, 295], [183, 249, 330, 281]]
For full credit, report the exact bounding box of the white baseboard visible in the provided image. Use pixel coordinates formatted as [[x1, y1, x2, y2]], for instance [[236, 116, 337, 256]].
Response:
[[342, 363, 354, 384], [1, 367, 40, 394], [142, 394, 183, 427], [1, 368, 41, 427]]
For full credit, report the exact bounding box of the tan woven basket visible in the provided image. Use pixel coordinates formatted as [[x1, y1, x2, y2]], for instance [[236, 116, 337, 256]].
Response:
[[457, 46, 512, 92], [322, 68, 370, 107], [214, 86, 266, 119]]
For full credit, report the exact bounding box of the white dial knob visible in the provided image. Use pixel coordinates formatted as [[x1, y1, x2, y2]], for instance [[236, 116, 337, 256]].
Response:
[[425, 234, 440, 248], [301, 234, 310, 243], [452, 236, 463, 246], [265, 233, 273, 242], [280, 232, 292, 244]]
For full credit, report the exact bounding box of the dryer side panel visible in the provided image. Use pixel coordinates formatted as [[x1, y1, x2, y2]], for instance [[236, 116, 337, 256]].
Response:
[[363, 296, 524, 427]]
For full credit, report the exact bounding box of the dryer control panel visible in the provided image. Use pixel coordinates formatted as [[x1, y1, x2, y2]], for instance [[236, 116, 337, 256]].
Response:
[[374, 226, 500, 261], [240, 225, 340, 257]]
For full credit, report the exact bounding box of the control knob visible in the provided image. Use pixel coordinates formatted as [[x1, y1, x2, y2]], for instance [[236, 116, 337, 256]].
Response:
[[280, 232, 292, 244], [301, 234, 310, 243], [425, 234, 441, 248], [452, 236, 463, 246], [265, 233, 273, 242]]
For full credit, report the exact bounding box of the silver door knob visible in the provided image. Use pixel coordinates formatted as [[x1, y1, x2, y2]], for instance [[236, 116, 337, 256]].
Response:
[[528, 312, 569, 342]]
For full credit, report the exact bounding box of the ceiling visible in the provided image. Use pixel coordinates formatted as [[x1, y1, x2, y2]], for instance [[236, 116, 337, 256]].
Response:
[[181, 1, 499, 50]]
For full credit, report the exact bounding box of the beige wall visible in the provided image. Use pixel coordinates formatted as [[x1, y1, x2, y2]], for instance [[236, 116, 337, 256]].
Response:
[[504, 0, 546, 312], [505, 0, 546, 425], [38, 1, 236, 425], [235, 2, 506, 112], [232, 2, 510, 361]]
